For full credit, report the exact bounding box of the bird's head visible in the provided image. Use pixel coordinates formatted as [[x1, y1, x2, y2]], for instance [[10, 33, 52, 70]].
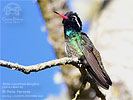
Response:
[[54, 11, 82, 32]]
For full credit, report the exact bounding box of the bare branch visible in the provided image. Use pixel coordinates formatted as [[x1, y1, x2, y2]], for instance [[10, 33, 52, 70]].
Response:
[[0, 57, 106, 100], [0, 57, 79, 74]]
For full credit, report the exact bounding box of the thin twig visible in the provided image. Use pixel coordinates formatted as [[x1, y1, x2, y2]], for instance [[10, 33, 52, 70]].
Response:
[[72, 66, 88, 100], [72, 80, 87, 100], [72, 83, 85, 100]]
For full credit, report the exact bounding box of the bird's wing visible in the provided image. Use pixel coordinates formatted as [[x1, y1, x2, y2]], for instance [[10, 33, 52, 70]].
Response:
[[93, 47, 112, 85], [77, 32, 112, 89]]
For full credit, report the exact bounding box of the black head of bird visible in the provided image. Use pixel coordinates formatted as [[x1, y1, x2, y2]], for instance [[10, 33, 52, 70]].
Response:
[[54, 11, 82, 32]]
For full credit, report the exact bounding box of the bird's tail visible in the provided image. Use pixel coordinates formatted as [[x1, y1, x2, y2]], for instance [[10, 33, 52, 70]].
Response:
[[86, 65, 112, 89]]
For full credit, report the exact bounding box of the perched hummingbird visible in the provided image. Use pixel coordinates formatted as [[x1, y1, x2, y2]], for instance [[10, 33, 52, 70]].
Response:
[[54, 11, 112, 89]]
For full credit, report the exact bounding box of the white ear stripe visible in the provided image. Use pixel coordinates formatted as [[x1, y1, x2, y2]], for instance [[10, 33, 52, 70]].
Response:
[[73, 16, 81, 28]]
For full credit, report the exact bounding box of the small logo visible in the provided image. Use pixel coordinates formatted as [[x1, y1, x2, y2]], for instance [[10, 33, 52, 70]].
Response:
[[2, 3, 23, 23]]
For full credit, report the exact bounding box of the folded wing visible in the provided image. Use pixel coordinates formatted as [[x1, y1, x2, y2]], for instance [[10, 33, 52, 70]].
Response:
[[78, 32, 112, 89]]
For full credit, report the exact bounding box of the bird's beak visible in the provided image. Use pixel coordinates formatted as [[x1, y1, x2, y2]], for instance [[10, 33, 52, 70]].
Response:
[[54, 11, 68, 19]]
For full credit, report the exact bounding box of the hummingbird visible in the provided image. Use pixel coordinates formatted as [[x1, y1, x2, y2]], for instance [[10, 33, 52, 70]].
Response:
[[54, 11, 112, 89]]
